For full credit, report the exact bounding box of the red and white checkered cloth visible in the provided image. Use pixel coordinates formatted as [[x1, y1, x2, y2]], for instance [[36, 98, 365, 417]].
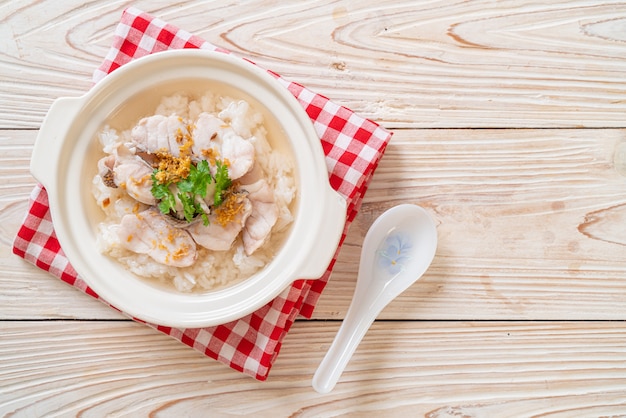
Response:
[[13, 7, 391, 380]]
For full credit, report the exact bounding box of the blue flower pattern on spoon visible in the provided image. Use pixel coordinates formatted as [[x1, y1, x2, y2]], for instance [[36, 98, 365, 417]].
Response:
[[377, 232, 413, 275]]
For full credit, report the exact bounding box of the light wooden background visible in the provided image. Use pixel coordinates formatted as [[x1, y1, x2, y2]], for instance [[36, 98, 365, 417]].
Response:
[[2, 0, 626, 416]]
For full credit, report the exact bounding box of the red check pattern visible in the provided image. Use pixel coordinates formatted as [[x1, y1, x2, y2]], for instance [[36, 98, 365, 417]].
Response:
[[13, 7, 391, 380]]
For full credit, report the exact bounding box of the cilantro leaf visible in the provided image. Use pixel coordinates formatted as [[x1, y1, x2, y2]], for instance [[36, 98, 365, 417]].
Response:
[[178, 160, 211, 197], [151, 172, 176, 215], [151, 157, 231, 224], [193, 160, 212, 197], [177, 192, 198, 223], [213, 160, 232, 207]]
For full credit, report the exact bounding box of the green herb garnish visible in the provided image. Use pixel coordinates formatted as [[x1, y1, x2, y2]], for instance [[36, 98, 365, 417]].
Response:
[[178, 160, 212, 198], [151, 157, 231, 227], [151, 174, 177, 215], [214, 160, 232, 207]]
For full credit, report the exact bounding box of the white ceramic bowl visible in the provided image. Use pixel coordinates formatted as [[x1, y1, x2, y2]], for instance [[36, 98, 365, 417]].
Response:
[[31, 49, 346, 328]]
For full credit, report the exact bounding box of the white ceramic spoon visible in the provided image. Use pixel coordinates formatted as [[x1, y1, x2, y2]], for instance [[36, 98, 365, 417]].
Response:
[[312, 204, 438, 394]]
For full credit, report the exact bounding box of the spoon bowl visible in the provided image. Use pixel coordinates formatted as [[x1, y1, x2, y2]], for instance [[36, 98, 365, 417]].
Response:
[[312, 204, 437, 394]]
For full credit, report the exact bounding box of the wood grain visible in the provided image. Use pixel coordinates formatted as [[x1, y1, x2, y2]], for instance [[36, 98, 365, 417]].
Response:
[[318, 128, 626, 320], [3, 1, 626, 415], [4, 129, 626, 320], [1, 0, 625, 129], [2, 321, 626, 416]]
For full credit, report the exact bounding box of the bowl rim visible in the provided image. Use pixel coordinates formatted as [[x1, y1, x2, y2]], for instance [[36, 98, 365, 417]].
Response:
[[31, 49, 347, 327]]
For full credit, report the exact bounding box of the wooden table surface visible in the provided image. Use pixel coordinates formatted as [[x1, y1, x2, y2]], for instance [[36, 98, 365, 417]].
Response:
[[2, 1, 626, 416]]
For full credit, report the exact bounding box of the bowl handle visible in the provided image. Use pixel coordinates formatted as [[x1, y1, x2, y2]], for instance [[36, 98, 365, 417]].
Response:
[[300, 188, 348, 279], [31, 96, 85, 188]]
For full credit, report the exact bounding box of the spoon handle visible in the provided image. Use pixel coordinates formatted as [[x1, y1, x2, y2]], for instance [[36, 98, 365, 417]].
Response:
[[312, 305, 379, 394]]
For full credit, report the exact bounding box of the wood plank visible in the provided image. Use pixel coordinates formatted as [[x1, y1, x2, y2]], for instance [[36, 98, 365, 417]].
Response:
[[1, 1, 625, 129], [3, 129, 626, 320], [317, 128, 626, 320], [4, 0, 626, 413], [1, 320, 626, 416]]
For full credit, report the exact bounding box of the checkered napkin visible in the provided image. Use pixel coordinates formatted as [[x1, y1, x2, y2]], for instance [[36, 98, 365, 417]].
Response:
[[13, 7, 391, 380]]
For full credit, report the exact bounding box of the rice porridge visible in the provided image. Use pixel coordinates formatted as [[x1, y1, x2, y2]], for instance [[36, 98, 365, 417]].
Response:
[[91, 91, 296, 292]]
